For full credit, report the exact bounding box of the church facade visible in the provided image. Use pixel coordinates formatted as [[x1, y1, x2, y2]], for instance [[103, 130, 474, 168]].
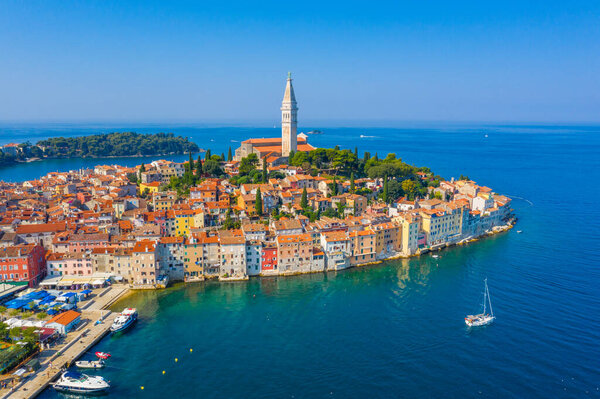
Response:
[[234, 73, 314, 165]]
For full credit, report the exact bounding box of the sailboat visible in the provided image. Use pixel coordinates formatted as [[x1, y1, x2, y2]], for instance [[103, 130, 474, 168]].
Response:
[[465, 279, 495, 327]]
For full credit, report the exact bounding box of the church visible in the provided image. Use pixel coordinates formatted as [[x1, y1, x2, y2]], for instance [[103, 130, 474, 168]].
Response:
[[234, 73, 315, 165]]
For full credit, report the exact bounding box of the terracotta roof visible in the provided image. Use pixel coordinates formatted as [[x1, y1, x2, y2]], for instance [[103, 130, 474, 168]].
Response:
[[47, 310, 81, 326]]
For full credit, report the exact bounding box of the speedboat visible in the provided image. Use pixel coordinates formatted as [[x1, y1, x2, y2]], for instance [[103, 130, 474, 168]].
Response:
[[110, 308, 138, 333], [95, 352, 111, 360], [75, 359, 104, 369], [51, 371, 110, 394], [465, 279, 495, 327], [517, 230, 522, 234]]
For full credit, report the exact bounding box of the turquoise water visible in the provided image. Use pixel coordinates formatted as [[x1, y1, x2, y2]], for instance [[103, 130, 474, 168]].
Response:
[[9, 124, 600, 398]]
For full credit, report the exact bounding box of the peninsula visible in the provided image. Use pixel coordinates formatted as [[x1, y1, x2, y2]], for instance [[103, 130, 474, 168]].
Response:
[[0, 132, 199, 167]]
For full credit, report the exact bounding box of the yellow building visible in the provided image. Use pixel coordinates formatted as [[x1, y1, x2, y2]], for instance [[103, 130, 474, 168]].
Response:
[[139, 181, 161, 194], [152, 191, 177, 211]]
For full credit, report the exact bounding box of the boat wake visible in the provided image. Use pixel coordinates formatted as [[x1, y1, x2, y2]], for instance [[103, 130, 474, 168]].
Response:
[[505, 194, 534, 206], [359, 135, 377, 138]]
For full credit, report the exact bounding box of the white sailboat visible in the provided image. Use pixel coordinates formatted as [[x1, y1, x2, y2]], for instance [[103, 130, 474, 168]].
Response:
[[465, 279, 495, 327]]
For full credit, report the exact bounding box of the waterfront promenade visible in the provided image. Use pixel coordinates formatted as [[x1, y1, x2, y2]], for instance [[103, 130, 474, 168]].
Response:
[[2, 285, 129, 399]]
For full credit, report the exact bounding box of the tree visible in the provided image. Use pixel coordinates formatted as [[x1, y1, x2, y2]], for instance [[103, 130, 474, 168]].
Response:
[[228, 147, 233, 162], [288, 149, 295, 163], [262, 162, 268, 183], [221, 152, 225, 161], [402, 179, 418, 200], [364, 152, 371, 162], [203, 159, 224, 176], [459, 174, 470, 181], [383, 176, 389, 203], [300, 187, 308, 209], [36, 312, 47, 320], [139, 163, 146, 175], [336, 201, 346, 218], [205, 149, 212, 160], [188, 152, 194, 172], [239, 153, 258, 176], [354, 146, 358, 157], [329, 176, 338, 196], [350, 172, 355, 193], [255, 188, 263, 216], [196, 155, 203, 177]]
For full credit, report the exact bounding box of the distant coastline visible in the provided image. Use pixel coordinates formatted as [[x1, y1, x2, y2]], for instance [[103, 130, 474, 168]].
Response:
[[0, 132, 199, 168]]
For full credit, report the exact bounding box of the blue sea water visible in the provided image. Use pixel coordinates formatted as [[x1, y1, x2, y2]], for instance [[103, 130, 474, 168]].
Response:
[[4, 123, 598, 398]]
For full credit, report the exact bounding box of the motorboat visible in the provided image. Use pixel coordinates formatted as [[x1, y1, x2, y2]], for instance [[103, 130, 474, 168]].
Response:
[[465, 278, 495, 327], [95, 352, 111, 359], [517, 230, 522, 234], [75, 359, 105, 369], [51, 371, 110, 394], [432, 254, 440, 259], [110, 307, 138, 333]]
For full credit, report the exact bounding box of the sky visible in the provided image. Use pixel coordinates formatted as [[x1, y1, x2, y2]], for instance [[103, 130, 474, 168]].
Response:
[[0, 1, 599, 125]]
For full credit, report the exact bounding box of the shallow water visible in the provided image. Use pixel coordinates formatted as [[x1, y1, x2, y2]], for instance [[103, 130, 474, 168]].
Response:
[[12, 123, 599, 398]]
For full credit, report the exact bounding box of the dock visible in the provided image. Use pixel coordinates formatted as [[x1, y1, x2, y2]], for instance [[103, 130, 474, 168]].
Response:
[[2, 286, 129, 399]]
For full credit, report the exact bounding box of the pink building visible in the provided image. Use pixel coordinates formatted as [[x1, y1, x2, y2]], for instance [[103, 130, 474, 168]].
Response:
[[46, 252, 94, 277]]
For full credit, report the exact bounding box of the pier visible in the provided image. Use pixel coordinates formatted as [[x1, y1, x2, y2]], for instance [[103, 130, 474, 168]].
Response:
[[2, 286, 129, 399]]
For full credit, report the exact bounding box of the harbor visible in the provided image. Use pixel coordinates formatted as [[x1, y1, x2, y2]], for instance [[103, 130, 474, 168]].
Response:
[[2, 286, 129, 399]]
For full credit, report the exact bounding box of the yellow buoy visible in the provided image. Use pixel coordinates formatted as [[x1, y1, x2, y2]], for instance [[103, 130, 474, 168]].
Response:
[[175, 358, 178, 362], [190, 348, 193, 353], [162, 370, 166, 375], [141, 386, 144, 390]]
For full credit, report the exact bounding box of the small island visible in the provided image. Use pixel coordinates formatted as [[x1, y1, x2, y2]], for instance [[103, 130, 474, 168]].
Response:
[[0, 132, 199, 166]]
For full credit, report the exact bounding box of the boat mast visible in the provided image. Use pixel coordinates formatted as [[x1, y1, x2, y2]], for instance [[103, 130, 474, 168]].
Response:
[[486, 279, 494, 316]]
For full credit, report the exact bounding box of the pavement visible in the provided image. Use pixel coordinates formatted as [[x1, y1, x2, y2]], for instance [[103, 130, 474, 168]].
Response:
[[1, 285, 129, 399]]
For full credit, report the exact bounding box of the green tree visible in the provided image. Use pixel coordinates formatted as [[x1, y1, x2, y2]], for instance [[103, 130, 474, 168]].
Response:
[[188, 152, 194, 172], [383, 176, 389, 203], [221, 152, 225, 161], [255, 188, 263, 216], [196, 155, 203, 177], [288, 149, 295, 162], [300, 187, 308, 209], [239, 153, 258, 176], [350, 172, 355, 193], [139, 163, 146, 175], [262, 162, 268, 183], [402, 179, 418, 200], [228, 147, 233, 162], [336, 202, 346, 218], [203, 159, 224, 176], [205, 149, 212, 160], [354, 146, 358, 157]]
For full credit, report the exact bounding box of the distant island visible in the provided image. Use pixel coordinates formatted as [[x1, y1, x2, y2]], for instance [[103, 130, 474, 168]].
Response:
[[0, 132, 200, 167]]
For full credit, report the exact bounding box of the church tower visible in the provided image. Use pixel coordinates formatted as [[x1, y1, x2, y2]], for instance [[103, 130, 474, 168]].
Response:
[[281, 72, 298, 157]]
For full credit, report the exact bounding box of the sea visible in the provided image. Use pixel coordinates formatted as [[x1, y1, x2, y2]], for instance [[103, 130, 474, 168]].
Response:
[[1, 123, 598, 398]]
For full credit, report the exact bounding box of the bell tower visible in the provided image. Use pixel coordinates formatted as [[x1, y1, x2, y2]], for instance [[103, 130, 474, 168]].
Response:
[[281, 72, 298, 157]]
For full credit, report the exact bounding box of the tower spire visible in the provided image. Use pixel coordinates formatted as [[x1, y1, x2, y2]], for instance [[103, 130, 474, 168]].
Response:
[[281, 73, 298, 157]]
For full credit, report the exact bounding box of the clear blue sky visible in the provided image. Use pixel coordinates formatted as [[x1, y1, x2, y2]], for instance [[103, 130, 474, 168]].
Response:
[[1, 0, 598, 124]]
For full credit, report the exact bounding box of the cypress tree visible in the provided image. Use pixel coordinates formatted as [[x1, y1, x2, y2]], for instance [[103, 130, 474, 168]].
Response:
[[205, 149, 211, 160], [228, 147, 233, 162], [262, 162, 268, 183], [383, 176, 389, 203], [188, 152, 194, 172], [255, 188, 263, 216], [221, 152, 225, 161], [350, 172, 355, 193], [364, 152, 370, 162], [288, 149, 295, 163], [332, 176, 338, 196], [196, 155, 203, 177], [354, 146, 358, 157], [374, 153, 379, 162], [300, 187, 308, 209]]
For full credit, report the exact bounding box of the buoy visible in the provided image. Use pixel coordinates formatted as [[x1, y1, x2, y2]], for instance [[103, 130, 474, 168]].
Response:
[[141, 386, 144, 390], [162, 370, 166, 375], [175, 358, 178, 362], [190, 348, 193, 353]]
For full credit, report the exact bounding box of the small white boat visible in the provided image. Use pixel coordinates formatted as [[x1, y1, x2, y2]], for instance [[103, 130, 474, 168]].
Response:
[[465, 278, 495, 327], [110, 308, 138, 333], [517, 230, 522, 234], [75, 359, 105, 369], [51, 371, 110, 394], [432, 254, 439, 259]]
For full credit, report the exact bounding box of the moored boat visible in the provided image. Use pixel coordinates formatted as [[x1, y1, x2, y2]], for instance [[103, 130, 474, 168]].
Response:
[[75, 359, 105, 369], [51, 371, 110, 394], [465, 279, 495, 327], [110, 307, 138, 333]]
